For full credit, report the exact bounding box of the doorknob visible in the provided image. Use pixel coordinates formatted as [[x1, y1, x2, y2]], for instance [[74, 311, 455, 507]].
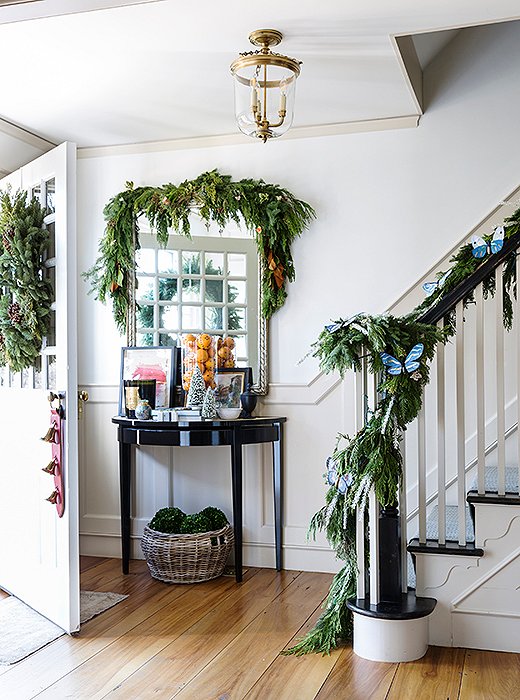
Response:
[[78, 390, 89, 418]]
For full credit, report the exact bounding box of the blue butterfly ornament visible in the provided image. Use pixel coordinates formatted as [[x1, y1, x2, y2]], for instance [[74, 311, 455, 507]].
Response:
[[423, 270, 451, 296], [380, 343, 424, 376], [471, 226, 504, 259], [326, 457, 353, 495]]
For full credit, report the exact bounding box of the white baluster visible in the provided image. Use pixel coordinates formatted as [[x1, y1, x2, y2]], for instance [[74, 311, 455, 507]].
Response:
[[399, 432, 408, 593], [418, 406, 427, 544], [496, 264, 506, 496], [369, 488, 380, 605], [475, 284, 486, 495], [437, 327, 446, 545], [355, 355, 366, 599], [517, 254, 520, 498], [456, 301, 466, 545]]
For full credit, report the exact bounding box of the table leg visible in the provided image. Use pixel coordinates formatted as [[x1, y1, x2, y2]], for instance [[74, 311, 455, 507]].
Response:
[[119, 440, 132, 574], [231, 436, 243, 583], [273, 422, 283, 572]]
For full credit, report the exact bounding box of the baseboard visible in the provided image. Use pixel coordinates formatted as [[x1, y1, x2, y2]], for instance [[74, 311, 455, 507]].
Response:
[[79, 532, 340, 573]]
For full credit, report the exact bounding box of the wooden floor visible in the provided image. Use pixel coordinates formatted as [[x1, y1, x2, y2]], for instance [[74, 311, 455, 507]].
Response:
[[1, 558, 520, 699]]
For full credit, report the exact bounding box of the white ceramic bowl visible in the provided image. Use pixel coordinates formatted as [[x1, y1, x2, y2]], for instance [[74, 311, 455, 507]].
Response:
[[217, 407, 242, 420]]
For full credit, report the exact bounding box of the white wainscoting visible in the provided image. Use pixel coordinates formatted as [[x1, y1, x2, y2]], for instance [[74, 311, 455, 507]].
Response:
[[78, 378, 348, 572]]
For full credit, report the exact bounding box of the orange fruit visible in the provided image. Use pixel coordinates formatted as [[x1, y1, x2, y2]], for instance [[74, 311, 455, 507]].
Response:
[[218, 346, 230, 360], [224, 337, 235, 349], [198, 333, 212, 349], [224, 359, 235, 368], [196, 348, 208, 363]]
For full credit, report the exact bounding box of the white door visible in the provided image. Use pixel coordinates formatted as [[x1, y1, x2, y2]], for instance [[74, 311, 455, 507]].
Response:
[[0, 142, 79, 633]]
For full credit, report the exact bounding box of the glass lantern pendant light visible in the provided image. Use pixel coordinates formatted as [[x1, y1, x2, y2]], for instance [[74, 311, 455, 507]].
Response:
[[230, 29, 301, 143]]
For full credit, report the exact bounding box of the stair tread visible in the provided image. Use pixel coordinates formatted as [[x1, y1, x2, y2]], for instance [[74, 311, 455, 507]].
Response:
[[468, 465, 519, 494]]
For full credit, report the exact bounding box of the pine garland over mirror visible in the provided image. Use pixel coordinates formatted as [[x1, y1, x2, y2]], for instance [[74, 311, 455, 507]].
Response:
[[85, 170, 315, 333], [286, 207, 520, 656], [0, 190, 52, 372]]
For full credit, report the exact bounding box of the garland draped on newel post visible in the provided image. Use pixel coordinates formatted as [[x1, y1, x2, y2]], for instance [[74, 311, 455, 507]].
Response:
[[285, 207, 520, 656], [84, 170, 315, 330]]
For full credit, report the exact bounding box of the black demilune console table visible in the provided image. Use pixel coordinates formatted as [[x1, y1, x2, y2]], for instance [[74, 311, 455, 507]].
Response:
[[112, 416, 286, 583]]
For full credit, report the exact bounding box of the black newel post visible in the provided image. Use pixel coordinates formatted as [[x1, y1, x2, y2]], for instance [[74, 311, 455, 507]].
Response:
[[378, 504, 402, 602]]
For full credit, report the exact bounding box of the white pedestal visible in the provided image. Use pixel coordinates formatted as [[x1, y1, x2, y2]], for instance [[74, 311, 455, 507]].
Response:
[[352, 612, 430, 662]]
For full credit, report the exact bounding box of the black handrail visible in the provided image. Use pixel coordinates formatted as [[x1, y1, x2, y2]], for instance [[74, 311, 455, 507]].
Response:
[[418, 231, 520, 325]]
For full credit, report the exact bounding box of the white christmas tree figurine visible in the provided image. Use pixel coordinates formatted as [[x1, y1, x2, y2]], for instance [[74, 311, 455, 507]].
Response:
[[187, 366, 206, 407], [201, 387, 217, 418]]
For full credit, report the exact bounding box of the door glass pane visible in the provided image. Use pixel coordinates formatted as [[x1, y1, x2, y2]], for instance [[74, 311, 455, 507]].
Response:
[[136, 248, 155, 274], [182, 279, 201, 302], [137, 277, 155, 301], [46, 310, 56, 347], [205, 307, 223, 330], [137, 304, 154, 329], [158, 278, 178, 301], [205, 279, 223, 303], [159, 332, 177, 347], [228, 280, 246, 304], [182, 251, 200, 275], [230, 308, 246, 331], [205, 253, 224, 275], [33, 356, 43, 389], [182, 305, 202, 329], [159, 305, 178, 329], [227, 253, 246, 276], [31, 184, 42, 203], [45, 221, 56, 259], [137, 332, 155, 346], [46, 178, 55, 213], [158, 250, 178, 274], [0, 366, 7, 387], [21, 368, 30, 389], [47, 355, 56, 390], [9, 369, 20, 388]]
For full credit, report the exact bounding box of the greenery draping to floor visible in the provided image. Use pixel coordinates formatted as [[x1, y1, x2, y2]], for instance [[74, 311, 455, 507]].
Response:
[[285, 207, 520, 655], [85, 170, 315, 332]]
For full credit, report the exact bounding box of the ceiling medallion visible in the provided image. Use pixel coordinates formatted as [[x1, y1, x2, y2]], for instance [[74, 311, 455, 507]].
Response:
[[230, 29, 302, 143]]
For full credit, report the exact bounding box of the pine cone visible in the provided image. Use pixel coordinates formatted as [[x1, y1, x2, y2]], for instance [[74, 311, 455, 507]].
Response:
[[8, 302, 22, 325], [1, 228, 14, 253]]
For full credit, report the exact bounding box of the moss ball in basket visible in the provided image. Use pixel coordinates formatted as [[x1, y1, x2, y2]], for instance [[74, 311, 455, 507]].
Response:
[[141, 506, 234, 583]]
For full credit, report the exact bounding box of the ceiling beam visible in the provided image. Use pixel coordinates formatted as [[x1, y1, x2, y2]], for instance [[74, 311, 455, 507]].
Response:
[[0, 116, 55, 151]]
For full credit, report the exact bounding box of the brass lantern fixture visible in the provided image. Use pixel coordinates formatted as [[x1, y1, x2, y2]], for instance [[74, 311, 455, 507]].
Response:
[[230, 29, 301, 143]]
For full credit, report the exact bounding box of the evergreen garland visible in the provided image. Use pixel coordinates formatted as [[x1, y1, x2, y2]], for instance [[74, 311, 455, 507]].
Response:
[[0, 190, 52, 372], [287, 206, 520, 656], [85, 170, 315, 332]]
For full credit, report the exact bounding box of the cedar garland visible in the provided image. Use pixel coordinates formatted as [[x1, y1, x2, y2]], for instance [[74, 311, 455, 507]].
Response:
[[85, 170, 315, 332], [286, 206, 520, 656]]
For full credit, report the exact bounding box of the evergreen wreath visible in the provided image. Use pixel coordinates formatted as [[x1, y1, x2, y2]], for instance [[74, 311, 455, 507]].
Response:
[[0, 190, 52, 372], [286, 206, 520, 656], [85, 170, 315, 333]]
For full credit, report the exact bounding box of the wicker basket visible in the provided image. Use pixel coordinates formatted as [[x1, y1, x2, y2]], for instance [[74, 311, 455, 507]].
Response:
[[141, 523, 234, 584]]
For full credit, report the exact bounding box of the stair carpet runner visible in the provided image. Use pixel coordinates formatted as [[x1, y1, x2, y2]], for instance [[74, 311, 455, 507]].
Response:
[[408, 466, 519, 589]]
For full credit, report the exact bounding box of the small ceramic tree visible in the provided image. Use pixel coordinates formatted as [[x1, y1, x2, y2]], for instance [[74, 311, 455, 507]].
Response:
[[187, 366, 205, 407], [201, 387, 217, 418]]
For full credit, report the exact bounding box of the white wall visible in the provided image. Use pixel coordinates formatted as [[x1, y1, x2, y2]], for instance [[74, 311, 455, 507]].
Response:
[[77, 21, 520, 571]]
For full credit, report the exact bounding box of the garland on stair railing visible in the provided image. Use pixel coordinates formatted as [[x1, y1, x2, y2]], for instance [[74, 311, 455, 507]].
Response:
[[84, 170, 315, 332], [0, 190, 52, 372], [285, 206, 520, 656]]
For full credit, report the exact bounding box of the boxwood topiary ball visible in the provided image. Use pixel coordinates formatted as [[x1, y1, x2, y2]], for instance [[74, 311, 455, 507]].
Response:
[[149, 507, 186, 534]]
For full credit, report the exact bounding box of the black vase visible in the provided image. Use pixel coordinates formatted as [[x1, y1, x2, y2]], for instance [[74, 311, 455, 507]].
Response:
[[240, 389, 258, 418]]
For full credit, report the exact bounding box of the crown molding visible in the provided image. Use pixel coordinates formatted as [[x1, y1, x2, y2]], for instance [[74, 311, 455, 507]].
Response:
[[77, 114, 420, 159]]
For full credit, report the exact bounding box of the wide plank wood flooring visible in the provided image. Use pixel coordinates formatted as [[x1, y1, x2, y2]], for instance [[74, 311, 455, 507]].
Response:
[[1, 557, 519, 699]]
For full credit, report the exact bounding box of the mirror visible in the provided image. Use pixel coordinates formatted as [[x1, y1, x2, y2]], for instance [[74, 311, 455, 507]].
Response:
[[128, 215, 268, 395]]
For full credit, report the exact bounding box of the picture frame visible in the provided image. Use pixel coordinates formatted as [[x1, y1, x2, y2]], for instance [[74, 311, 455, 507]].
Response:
[[214, 367, 253, 408], [119, 346, 178, 416]]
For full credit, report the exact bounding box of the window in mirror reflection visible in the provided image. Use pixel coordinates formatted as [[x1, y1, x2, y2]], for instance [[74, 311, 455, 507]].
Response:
[[135, 235, 255, 367]]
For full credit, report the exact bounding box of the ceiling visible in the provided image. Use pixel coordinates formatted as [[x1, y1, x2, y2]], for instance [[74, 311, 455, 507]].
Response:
[[0, 0, 519, 172]]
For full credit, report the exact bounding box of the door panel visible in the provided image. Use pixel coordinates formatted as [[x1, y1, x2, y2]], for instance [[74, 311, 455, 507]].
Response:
[[0, 142, 79, 633]]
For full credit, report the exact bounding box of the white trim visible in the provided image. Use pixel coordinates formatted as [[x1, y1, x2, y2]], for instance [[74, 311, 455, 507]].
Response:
[[77, 115, 420, 159], [0, 116, 55, 151]]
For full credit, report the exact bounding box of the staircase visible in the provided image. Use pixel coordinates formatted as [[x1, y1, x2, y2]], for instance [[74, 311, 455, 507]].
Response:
[[348, 202, 520, 658]]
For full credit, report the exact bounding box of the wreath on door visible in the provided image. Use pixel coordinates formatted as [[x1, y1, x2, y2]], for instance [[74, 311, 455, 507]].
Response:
[[0, 190, 52, 372]]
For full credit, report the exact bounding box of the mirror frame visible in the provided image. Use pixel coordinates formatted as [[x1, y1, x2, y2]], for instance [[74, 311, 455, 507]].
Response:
[[126, 232, 269, 395]]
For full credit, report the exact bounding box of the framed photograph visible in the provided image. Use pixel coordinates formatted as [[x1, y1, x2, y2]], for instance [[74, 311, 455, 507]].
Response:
[[214, 367, 253, 408], [119, 346, 178, 416]]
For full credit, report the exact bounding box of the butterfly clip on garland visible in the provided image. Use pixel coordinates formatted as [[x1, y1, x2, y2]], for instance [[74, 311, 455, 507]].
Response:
[[471, 225, 504, 259], [380, 342, 424, 381]]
